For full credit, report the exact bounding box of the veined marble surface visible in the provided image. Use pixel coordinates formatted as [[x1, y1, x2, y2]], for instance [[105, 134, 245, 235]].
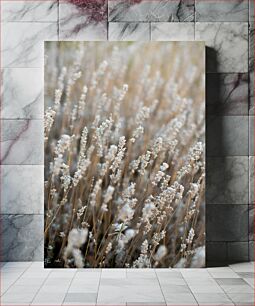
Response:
[[1, 165, 43, 214], [1, 120, 43, 165], [207, 156, 249, 205], [151, 22, 194, 41], [249, 157, 254, 205], [59, 2, 107, 40], [196, 0, 248, 22], [2, 22, 58, 68], [206, 73, 249, 116], [108, 0, 195, 22], [196, 22, 248, 73], [249, 116, 254, 155], [0, 215, 43, 261], [0, 0, 254, 262], [249, 204, 254, 241], [207, 116, 249, 156], [250, 0, 254, 21], [249, 25, 254, 114], [1, 68, 43, 119], [227, 242, 249, 262], [206, 204, 248, 241], [2, 0, 58, 22], [109, 22, 150, 41]]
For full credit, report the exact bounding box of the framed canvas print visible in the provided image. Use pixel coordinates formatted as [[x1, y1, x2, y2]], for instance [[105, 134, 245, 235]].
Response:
[[44, 41, 205, 268]]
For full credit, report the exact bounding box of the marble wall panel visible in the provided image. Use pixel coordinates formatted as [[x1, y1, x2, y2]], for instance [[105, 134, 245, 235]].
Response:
[[59, 2, 107, 40], [1, 165, 43, 214], [108, 0, 195, 22], [207, 116, 248, 156], [1, 68, 43, 119], [195, 22, 248, 73], [207, 156, 249, 205], [0, 215, 43, 261], [2, 22, 58, 68], [2, 0, 58, 22], [0, 120, 43, 165], [196, 0, 248, 22], [206, 73, 249, 116], [109, 22, 150, 40], [151, 22, 194, 40]]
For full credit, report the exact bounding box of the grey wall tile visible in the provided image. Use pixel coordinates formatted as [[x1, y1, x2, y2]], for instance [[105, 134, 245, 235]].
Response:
[[195, 22, 248, 73], [206, 205, 248, 241], [206, 242, 227, 266], [227, 242, 249, 262], [59, 2, 107, 40], [207, 116, 248, 156], [206, 73, 248, 116], [196, 0, 248, 22], [207, 157, 249, 204], [2, 0, 58, 22], [249, 241, 254, 260], [249, 24, 254, 72], [249, 205, 254, 240], [151, 22, 194, 40], [249, 25, 254, 114], [0, 214, 43, 261], [1, 165, 43, 214], [1, 22, 58, 68], [1, 68, 43, 119], [249, 116, 254, 155], [249, 157, 254, 205], [0, 120, 43, 165], [109, 22, 150, 41], [249, 71, 254, 115], [250, 0, 254, 22], [108, 0, 195, 22]]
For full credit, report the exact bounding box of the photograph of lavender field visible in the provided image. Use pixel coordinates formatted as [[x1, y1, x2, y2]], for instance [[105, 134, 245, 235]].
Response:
[[44, 41, 205, 268]]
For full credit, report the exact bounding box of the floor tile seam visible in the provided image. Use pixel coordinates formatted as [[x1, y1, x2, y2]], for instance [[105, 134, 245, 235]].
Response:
[[154, 268, 167, 306], [95, 268, 102, 304], [207, 268, 240, 305], [178, 271, 199, 305], [62, 269, 78, 305], [208, 266, 245, 305], [1, 261, 33, 297], [29, 265, 54, 304]]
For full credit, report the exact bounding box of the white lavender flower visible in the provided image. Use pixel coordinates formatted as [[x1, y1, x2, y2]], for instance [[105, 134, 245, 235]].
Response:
[[186, 228, 195, 244], [45, 42, 205, 268], [63, 228, 88, 268], [90, 179, 103, 207], [104, 186, 115, 204], [154, 245, 167, 261]]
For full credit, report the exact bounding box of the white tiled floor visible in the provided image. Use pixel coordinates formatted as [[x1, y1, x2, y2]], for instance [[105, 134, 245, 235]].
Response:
[[0, 262, 254, 305]]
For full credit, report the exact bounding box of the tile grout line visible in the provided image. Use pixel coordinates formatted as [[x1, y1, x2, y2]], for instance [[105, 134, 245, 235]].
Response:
[[149, 21, 152, 41], [107, 0, 109, 41], [95, 268, 102, 305], [154, 269, 167, 306], [61, 269, 78, 305], [224, 262, 254, 306], [194, 0, 196, 24], [57, 0, 59, 40], [178, 270, 199, 305], [29, 267, 54, 305], [207, 268, 241, 305], [1, 262, 33, 296], [247, 8, 251, 260]]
